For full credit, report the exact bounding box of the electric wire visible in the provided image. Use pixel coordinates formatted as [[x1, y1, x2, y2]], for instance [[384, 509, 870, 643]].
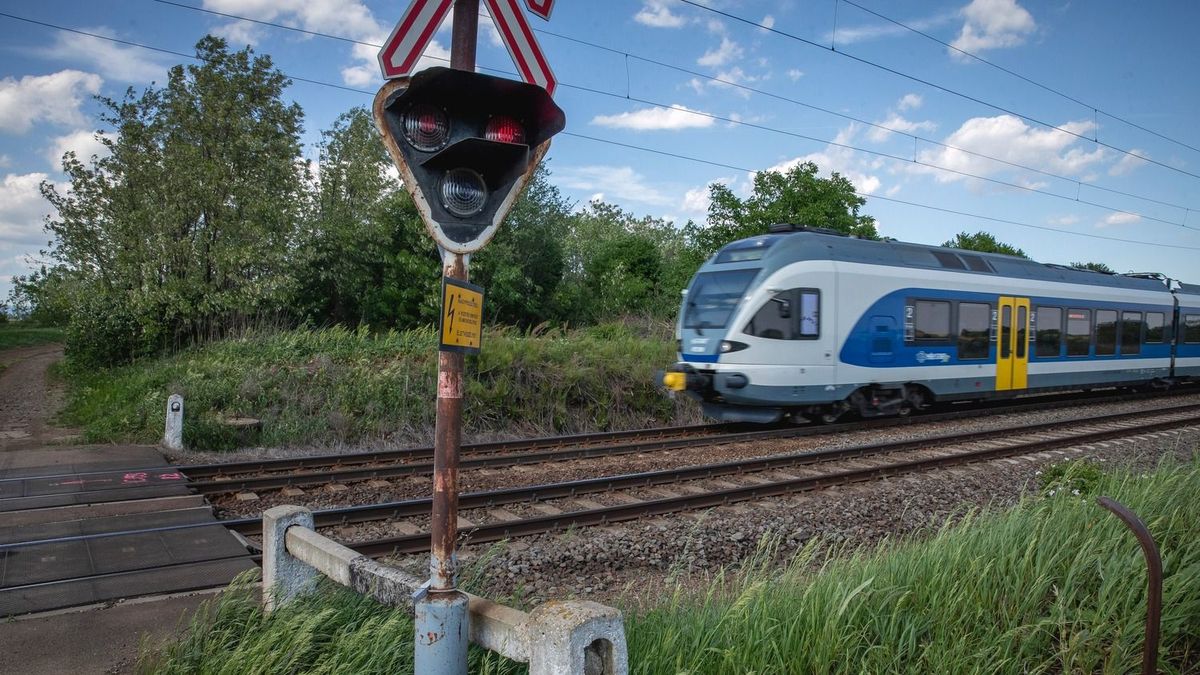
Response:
[[839, 0, 1200, 157], [2, 10, 1197, 253], [676, 0, 1200, 183], [148, 0, 1200, 217]]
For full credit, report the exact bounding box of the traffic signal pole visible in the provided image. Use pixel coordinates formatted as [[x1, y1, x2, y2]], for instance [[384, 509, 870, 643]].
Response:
[[414, 3, 478, 673]]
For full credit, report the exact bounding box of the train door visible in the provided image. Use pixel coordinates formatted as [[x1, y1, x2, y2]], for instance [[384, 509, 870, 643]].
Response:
[[996, 296, 1031, 390]]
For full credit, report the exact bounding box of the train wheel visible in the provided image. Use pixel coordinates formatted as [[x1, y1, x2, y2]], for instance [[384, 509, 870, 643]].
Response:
[[896, 401, 914, 417]]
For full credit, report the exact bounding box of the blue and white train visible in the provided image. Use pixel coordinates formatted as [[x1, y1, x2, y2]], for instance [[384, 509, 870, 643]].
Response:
[[663, 225, 1200, 423]]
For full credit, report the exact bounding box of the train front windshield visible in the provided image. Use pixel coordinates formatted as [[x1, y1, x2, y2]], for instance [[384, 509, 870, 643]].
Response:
[[683, 269, 759, 330]]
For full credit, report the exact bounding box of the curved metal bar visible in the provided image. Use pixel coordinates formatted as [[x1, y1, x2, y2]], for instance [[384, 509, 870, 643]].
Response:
[[1097, 496, 1163, 675]]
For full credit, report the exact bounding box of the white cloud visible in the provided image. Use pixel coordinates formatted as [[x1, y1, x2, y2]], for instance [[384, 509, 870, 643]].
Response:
[[764, 124, 885, 195], [1048, 214, 1080, 226], [0, 71, 102, 134], [698, 37, 744, 67], [556, 166, 673, 206], [42, 28, 168, 83], [213, 21, 265, 47], [681, 186, 711, 215], [760, 15, 776, 30], [45, 130, 108, 169], [0, 155, 10, 169], [1099, 212, 1140, 228], [591, 104, 715, 131], [0, 173, 55, 248], [827, 10, 956, 45], [914, 114, 1104, 185], [898, 94, 923, 111], [787, 68, 804, 82], [1108, 148, 1151, 176], [868, 112, 937, 142], [635, 0, 686, 28], [950, 0, 1036, 56]]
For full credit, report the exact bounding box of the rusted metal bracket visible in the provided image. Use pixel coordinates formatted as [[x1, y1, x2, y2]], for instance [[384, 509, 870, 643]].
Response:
[[1096, 496, 1162, 675]]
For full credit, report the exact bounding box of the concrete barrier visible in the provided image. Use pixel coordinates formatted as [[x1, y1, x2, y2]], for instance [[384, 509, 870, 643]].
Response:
[[163, 394, 184, 451], [262, 505, 628, 675]]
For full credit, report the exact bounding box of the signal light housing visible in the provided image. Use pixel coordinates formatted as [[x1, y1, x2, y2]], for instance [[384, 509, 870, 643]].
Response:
[[374, 67, 566, 254]]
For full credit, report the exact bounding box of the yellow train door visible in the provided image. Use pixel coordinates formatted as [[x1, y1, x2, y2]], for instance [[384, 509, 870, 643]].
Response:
[[996, 296, 1031, 391]]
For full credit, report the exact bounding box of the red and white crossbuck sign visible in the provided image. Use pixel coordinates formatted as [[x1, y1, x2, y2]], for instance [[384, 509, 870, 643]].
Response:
[[378, 0, 557, 96]]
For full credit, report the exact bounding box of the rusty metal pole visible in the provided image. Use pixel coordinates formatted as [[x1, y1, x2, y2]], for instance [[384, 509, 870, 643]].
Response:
[[1097, 497, 1163, 675], [413, 2, 479, 674]]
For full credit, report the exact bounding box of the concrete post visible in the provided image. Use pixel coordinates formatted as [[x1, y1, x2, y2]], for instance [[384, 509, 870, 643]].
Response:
[[262, 505, 317, 613], [525, 601, 629, 675], [163, 394, 184, 451]]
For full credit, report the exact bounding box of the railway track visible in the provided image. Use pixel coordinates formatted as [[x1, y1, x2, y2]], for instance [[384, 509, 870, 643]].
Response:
[[5, 402, 1196, 600]]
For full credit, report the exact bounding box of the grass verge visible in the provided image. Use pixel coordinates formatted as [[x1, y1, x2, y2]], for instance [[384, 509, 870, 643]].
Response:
[[142, 458, 1200, 674], [0, 323, 64, 351], [61, 323, 692, 450]]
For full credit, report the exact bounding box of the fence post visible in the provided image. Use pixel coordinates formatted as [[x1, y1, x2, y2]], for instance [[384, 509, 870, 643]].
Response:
[[262, 505, 317, 612], [163, 394, 184, 451], [525, 601, 629, 675]]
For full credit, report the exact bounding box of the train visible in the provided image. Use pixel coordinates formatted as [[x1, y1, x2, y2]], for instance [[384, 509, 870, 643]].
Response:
[[662, 224, 1200, 423]]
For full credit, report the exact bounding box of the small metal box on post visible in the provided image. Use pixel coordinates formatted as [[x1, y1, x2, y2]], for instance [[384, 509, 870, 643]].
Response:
[[373, 0, 565, 672]]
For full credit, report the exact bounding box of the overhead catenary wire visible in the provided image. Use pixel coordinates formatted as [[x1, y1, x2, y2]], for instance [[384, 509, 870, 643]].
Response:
[[838, 0, 1200, 157], [2, 10, 1198, 254], [676, 0, 1200, 184], [149, 0, 1200, 217]]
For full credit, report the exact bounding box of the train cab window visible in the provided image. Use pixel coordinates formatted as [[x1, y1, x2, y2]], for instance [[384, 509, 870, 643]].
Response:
[[957, 302, 990, 360], [1095, 310, 1118, 355], [1066, 309, 1091, 356], [744, 289, 819, 340], [1145, 313, 1165, 343], [1120, 312, 1142, 355], [1035, 307, 1063, 357], [1185, 315, 1200, 344], [911, 300, 951, 342]]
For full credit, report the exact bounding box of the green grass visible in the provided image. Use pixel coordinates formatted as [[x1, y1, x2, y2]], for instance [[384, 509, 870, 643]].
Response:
[[143, 459, 1200, 674], [61, 323, 692, 450], [0, 323, 64, 350]]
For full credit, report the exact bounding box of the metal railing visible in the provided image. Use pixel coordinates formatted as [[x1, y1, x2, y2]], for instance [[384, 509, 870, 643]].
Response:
[[262, 505, 628, 675]]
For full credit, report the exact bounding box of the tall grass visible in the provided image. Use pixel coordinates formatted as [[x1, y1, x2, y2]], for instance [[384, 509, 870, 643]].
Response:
[[61, 323, 691, 450], [629, 457, 1200, 674], [143, 460, 1200, 674]]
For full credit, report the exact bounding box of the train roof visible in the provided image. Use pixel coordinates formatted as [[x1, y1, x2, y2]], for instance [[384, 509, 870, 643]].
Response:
[[715, 226, 1182, 294]]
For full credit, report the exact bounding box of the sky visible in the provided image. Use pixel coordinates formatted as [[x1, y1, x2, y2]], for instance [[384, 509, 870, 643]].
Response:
[[2, 0, 1199, 302]]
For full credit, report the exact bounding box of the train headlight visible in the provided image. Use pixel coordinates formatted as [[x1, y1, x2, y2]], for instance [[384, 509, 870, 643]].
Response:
[[719, 340, 748, 353]]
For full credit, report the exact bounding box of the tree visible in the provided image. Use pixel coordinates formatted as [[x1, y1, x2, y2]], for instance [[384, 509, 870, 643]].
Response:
[[1071, 261, 1114, 273], [693, 161, 878, 258], [38, 36, 307, 364], [942, 231, 1028, 258]]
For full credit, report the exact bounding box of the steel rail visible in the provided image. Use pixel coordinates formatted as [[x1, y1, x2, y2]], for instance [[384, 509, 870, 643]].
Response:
[[191, 401, 1200, 495], [344, 414, 1200, 557]]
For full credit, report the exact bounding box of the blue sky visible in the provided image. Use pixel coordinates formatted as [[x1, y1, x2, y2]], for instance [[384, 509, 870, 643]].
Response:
[[2, 0, 1199, 302]]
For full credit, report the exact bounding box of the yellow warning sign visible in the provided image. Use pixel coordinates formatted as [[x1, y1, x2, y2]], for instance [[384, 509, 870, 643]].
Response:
[[439, 278, 484, 354]]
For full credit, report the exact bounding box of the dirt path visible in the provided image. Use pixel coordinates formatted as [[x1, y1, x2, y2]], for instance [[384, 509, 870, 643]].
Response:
[[0, 343, 79, 453]]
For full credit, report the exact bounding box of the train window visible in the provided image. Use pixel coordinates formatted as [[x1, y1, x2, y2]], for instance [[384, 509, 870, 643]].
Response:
[[1066, 309, 1091, 356], [1145, 313, 1165, 343], [912, 300, 951, 341], [1120, 312, 1142, 355], [1095, 310, 1118, 355], [1035, 307, 1063, 357], [1000, 305, 1012, 358], [1016, 306, 1028, 358], [957, 303, 990, 359], [683, 269, 759, 329], [1185, 315, 1200, 344], [959, 254, 994, 273], [744, 289, 819, 340]]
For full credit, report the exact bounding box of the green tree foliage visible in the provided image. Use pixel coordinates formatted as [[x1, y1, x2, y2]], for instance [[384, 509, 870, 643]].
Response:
[[35, 37, 306, 365], [942, 231, 1029, 258], [1070, 261, 1115, 273], [471, 164, 571, 325], [293, 107, 440, 327], [692, 161, 878, 258]]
